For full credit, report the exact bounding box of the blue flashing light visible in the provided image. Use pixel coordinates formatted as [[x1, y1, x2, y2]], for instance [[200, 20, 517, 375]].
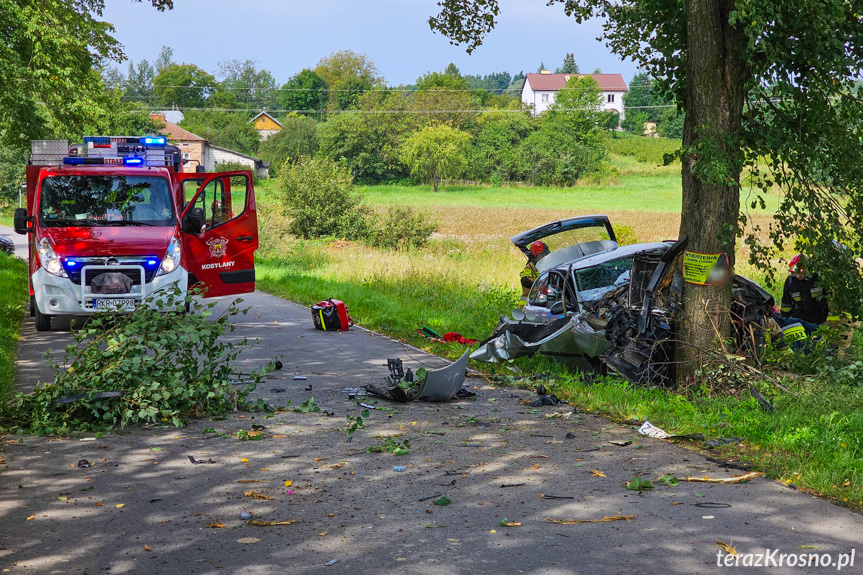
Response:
[[124, 157, 144, 166], [84, 136, 111, 145], [140, 136, 166, 146], [66, 261, 77, 267], [63, 157, 85, 165], [147, 260, 158, 266]]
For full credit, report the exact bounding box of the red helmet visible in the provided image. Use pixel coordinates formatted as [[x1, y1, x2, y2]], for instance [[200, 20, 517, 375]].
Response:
[[529, 241, 548, 257], [789, 254, 804, 273]]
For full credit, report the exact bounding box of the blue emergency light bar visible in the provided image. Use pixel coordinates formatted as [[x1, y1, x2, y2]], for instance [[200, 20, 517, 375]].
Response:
[[140, 136, 166, 146], [124, 157, 144, 165]]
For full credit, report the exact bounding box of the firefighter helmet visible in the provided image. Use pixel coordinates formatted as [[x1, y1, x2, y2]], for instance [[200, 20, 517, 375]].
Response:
[[529, 241, 549, 257], [789, 254, 805, 273]]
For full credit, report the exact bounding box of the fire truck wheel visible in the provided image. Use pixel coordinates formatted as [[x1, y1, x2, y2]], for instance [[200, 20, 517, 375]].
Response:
[[34, 306, 52, 332]]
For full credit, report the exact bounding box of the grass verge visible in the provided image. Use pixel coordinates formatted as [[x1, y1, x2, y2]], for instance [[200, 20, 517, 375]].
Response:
[[0, 254, 28, 398], [551, 370, 863, 511]]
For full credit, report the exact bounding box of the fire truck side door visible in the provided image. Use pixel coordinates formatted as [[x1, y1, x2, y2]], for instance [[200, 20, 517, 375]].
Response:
[[178, 171, 258, 298]]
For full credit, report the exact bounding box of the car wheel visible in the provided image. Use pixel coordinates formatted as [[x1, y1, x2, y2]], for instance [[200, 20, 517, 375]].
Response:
[[34, 305, 52, 332]]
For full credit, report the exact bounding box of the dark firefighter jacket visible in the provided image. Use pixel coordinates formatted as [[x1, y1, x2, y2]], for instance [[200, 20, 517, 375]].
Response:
[[780, 273, 829, 325]]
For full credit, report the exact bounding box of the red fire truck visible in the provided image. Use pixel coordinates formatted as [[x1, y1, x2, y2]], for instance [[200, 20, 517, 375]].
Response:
[[14, 136, 259, 331]]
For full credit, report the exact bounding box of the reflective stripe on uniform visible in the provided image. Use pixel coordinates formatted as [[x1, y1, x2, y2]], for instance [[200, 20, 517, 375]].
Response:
[[780, 305, 792, 312], [810, 286, 824, 298], [791, 291, 802, 301], [781, 323, 807, 343]]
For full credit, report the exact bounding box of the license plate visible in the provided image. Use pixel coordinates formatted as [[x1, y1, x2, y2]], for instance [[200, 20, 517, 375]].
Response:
[[93, 298, 139, 311]]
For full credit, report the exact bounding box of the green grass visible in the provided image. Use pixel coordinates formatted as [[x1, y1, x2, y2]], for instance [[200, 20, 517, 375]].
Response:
[[0, 254, 28, 398], [551, 370, 863, 509]]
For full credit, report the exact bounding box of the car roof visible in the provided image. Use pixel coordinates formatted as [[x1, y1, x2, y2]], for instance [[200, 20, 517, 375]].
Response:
[[544, 242, 671, 273]]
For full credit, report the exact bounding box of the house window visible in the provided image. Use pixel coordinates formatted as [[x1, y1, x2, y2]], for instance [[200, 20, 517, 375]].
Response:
[[181, 142, 190, 148], [607, 94, 615, 103], [182, 153, 191, 160], [541, 93, 549, 103]]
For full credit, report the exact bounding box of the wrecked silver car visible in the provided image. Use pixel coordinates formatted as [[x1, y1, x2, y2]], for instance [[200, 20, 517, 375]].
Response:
[[472, 216, 774, 385]]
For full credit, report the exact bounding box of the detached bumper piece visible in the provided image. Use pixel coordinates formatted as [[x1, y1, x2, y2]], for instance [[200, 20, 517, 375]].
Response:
[[365, 351, 472, 402]]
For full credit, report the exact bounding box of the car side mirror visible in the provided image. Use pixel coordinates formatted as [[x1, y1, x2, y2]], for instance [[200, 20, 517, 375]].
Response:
[[549, 301, 565, 315], [13, 208, 33, 235], [182, 207, 206, 234]]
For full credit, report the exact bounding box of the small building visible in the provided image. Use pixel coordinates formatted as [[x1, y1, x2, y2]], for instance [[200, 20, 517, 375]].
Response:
[[152, 114, 206, 173], [204, 144, 269, 180], [151, 114, 269, 178], [521, 72, 628, 119], [250, 109, 283, 141]]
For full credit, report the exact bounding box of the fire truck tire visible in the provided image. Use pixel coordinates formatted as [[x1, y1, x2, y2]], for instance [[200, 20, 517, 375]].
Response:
[[29, 296, 35, 317], [34, 305, 52, 332]]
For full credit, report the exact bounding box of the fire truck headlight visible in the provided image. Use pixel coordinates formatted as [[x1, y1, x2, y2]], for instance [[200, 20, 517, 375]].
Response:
[[157, 236, 181, 276], [38, 238, 67, 278]]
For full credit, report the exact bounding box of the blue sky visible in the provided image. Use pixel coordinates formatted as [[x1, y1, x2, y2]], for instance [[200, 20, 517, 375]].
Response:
[[102, 0, 639, 85]]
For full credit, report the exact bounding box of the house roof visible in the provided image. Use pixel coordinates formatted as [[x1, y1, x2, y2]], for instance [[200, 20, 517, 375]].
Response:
[[524, 73, 628, 92], [208, 143, 267, 166], [249, 110, 283, 128], [151, 115, 206, 142]]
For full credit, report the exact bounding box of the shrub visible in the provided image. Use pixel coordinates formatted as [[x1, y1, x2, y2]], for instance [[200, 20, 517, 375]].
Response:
[[399, 123, 471, 191], [0, 287, 268, 434], [368, 205, 439, 250], [515, 119, 604, 185], [615, 224, 639, 246], [278, 156, 371, 240]]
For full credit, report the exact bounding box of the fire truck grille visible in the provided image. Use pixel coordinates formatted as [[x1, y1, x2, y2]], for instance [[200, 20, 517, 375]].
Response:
[[64, 257, 159, 286]]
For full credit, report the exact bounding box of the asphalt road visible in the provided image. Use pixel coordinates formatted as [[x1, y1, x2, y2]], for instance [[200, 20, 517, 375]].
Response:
[[1, 285, 862, 574]]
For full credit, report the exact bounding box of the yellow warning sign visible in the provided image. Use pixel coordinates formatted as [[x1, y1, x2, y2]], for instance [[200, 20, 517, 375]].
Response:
[[683, 252, 729, 285]]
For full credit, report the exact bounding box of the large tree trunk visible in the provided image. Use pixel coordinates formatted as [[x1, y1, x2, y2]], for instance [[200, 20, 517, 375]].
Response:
[[675, 0, 748, 384]]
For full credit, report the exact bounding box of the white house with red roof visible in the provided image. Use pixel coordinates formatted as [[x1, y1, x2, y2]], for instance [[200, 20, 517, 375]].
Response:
[[521, 72, 628, 119]]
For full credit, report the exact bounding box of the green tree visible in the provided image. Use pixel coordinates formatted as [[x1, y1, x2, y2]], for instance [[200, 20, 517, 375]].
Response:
[[179, 111, 259, 156], [218, 59, 278, 109], [331, 76, 372, 111], [428, 0, 863, 380], [0, 0, 171, 147], [315, 50, 383, 90], [467, 109, 533, 182], [555, 53, 579, 74], [0, 145, 25, 205], [416, 68, 469, 91], [399, 123, 471, 191], [126, 59, 155, 101], [154, 45, 174, 73], [153, 64, 217, 108], [258, 114, 319, 176], [548, 75, 604, 146], [278, 156, 370, 240], [279, 69, 328, 113]]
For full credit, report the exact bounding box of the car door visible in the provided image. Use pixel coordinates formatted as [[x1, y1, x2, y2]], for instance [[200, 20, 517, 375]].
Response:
[[177, 171, 258, 297]]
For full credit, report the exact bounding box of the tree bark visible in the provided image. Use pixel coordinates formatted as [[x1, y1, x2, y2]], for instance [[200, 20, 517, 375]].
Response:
[[675, 0, 748, 383]]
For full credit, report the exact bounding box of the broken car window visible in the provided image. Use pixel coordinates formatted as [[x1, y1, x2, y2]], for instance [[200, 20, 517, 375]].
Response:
[[575, 257, 634, 303]]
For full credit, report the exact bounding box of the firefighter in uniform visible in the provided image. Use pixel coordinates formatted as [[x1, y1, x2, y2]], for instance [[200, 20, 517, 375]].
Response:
[[780, 254, 829, 325], [519, 241, 550, 308]]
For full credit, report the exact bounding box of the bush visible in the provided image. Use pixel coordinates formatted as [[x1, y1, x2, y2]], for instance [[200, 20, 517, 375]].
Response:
[[515, 118, 604, 186], [257, 114, 319, 177], [368, 205, 439, 250], [615, 224, 639, 246], [466, 110, 533, 183], [278, 156, 371, 240], [0, 287, 268, 434]]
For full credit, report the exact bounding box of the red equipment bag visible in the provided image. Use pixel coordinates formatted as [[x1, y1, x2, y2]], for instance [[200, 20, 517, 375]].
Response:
[[311, 299, 353, 331]]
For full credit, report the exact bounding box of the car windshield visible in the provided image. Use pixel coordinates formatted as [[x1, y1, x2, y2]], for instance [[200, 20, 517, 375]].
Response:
[[575, 257, 633, 303], [39, 175, 174, 227]]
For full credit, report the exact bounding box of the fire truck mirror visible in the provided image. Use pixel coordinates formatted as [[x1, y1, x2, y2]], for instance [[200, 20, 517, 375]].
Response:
[[13, 208, 33, 235], [182, 207, 206, 235]]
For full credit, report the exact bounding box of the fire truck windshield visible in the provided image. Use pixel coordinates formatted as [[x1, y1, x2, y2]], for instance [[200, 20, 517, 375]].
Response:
[[39, 175, 174, 227]]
